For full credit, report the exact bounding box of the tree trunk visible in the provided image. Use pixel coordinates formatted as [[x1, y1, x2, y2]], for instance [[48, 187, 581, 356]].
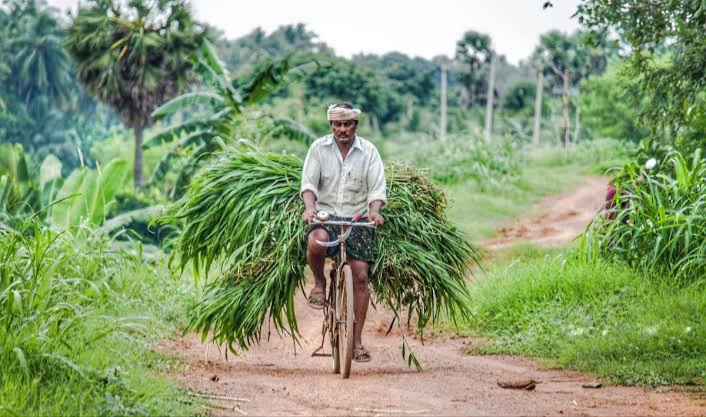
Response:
[[561, 68, 570, 147], [440, 63, 447, 140], [484, 53, 497, 143], [134, 125, 144, 190], [372, 115, 381, 137], [532, 71, 544, 145], [468, 62, 474, 108], [573, 89, 581, 143]]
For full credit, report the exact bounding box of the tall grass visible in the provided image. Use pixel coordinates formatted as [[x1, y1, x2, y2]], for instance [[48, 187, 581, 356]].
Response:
[[527, 138, 633, 174], [583, 148, 706, 280], [382, 134, 520, 187], [0, 221, 197, 416], [461, 251, 706, 386]]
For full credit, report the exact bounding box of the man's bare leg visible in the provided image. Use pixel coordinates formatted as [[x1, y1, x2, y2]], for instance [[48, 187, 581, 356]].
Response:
[[307, 229, 329, 301], [348, 258, 370, 353]]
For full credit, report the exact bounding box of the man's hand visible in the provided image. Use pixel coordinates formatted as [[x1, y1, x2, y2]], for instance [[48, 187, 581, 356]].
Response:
[[302, 208, 318, 223], [368, 212, 384, 227]]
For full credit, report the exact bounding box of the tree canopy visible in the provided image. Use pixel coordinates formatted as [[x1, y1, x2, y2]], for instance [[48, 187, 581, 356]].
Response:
[[65, 0, 206, 188]]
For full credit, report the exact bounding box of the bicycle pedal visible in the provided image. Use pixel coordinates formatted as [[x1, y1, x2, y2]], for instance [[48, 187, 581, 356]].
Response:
[[311, 352, 332, 357]]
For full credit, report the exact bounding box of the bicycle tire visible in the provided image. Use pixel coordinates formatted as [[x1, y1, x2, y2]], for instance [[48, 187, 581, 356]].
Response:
[[338, 263, 355, 378], [328, 271, 340, 374]]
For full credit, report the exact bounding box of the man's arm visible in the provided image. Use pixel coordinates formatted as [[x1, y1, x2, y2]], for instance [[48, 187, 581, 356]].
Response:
[[301, 144, 320, 223], [302, 190, 318, 223], [366, 146, 387, 227], [368, 200, 384, 227]]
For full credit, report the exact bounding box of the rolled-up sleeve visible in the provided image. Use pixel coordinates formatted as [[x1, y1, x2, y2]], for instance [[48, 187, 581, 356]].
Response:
[[300, 144, 320, 200], [366, 146, 387, 209]]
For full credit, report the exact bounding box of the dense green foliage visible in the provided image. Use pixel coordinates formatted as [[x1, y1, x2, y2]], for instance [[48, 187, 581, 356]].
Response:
[[577, 0, 706, 143], [3, 0, 706, 409], [160, 144, 478, 368], [584, 149, 706, 280], [213, 23, 332, 73], [0, 221, 198, 415], [65, 0, 206, 188], [454, 30, 493, 108], [580, 63, 648, 142], [0, 1, 118, 170], [385, 135, 520, 186]]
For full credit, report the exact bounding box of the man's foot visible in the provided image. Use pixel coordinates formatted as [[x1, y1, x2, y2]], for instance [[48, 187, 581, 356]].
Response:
[[352, 346, 371, 363], [307, 288, 326, 310]]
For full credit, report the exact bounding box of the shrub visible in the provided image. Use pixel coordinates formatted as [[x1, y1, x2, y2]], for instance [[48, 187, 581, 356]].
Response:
[[583, 148, 706, 280], [0, 221, 194, 415]]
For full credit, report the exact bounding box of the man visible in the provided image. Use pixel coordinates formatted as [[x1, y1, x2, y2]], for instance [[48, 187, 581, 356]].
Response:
[[300, 103, 386, 363]]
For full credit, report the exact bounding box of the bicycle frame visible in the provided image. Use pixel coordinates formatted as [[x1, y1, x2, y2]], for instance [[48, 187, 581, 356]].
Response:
[[310, 216, 374, 367]]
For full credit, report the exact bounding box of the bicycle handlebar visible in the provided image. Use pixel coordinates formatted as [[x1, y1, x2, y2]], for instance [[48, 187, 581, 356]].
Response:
[[311, 219, 376, 227]]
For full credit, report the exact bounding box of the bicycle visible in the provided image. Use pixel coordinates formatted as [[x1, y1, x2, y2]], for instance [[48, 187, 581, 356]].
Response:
[[310, 211, 375, 379]]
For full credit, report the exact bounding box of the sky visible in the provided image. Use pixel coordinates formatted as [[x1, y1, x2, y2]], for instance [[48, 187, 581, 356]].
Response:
[[48, 0, 582, 65]]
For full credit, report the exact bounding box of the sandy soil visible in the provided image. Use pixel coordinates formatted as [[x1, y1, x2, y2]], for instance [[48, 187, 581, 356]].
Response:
[[161, 176, 705, 416]]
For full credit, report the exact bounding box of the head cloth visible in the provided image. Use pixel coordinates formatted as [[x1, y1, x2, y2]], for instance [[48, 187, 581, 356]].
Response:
[[327, 105, 361, 121]]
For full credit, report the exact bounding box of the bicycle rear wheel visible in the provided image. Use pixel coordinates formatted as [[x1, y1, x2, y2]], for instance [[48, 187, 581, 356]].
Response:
[[337, 263, 355, 379]]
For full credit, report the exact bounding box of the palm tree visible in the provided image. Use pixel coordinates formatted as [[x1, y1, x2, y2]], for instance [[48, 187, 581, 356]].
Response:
[[65, 0, 206, 189], [454, 30, 492, 108], [144, 41, 320, 198], [8, 4, 72, 108]]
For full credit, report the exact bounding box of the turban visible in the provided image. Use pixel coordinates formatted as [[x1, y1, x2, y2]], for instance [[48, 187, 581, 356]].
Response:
[[327, 105, 361, 121]]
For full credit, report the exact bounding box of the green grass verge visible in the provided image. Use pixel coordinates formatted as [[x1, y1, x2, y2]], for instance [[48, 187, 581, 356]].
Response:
[[446, 139, 631, 240], [447, 163, 586, 239], [0, 225, 202, 416], [461, 248, 706, 386]]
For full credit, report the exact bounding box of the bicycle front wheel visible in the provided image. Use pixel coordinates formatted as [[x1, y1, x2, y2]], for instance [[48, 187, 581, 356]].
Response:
[[337, 263, 355, 379], [328, 271, 340, 374]]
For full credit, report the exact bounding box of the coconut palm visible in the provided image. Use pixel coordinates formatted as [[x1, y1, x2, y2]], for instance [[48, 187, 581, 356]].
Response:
[[8, 3, 72, 108], [64, 0, 206, 190]]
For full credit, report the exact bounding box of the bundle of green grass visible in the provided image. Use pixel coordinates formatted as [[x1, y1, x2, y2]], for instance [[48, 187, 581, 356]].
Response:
[[160, 142, 478, 362]]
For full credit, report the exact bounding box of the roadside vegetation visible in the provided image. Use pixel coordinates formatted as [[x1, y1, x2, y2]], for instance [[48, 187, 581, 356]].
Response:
[[462, 252, 706, 386], [0, 221, 197, 416]]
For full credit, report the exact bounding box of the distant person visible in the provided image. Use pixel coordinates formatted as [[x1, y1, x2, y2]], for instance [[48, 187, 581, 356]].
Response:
[[300, 103, 387, 363]]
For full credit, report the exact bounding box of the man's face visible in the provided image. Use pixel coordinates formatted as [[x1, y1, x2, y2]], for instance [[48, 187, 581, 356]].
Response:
[[330, 119, 357, 143]]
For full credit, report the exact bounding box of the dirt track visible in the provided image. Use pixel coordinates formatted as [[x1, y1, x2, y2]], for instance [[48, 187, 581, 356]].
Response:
[[162, 177, 705, 416], [484, 176, 609, 250]]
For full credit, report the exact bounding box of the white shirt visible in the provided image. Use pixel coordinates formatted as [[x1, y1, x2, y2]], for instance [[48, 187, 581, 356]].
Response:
[[300, 134, 387, 217]]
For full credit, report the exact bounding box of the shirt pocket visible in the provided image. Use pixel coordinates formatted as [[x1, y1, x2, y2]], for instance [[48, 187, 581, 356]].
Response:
[[346, 167, 366, 193]]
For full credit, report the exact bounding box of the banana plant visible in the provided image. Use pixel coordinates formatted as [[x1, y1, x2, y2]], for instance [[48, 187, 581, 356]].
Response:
[[0, 144, 63, 225], [49, 159, 127, 231], [143, 40, 321, 198]]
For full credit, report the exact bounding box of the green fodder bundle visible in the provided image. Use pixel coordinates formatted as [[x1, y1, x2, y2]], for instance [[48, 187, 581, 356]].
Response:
[[583, 149, 706, 280], [161, 144, 479, 357]]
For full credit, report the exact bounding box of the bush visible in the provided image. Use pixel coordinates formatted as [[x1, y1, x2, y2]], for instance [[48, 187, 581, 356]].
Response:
[[0, 221, 196, 415], [583, 148, 706, 280], [580, 63, 649, 142], [384, 134, 520, 187], [527, 138, 632, 174]]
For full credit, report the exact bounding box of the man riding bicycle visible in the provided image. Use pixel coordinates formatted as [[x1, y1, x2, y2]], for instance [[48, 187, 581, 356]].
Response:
[[300, 103, 386, 363]]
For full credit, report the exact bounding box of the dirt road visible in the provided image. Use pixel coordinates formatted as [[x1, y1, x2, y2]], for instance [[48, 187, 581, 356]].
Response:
[[163, 177, 704, 416], [484, 176, 609, 250]]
